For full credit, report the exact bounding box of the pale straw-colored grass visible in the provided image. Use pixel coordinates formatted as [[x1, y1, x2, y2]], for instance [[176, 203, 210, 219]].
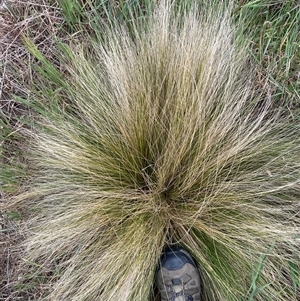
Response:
[[9, 1, 300, 300]]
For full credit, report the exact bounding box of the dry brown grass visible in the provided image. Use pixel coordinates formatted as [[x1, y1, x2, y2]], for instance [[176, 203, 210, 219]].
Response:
[[0, 1, 66, 299], [0, 1, 63, 100]]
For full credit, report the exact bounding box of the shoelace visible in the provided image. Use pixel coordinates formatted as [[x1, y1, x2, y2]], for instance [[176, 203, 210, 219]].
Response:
[[168, 289, 194, 301]]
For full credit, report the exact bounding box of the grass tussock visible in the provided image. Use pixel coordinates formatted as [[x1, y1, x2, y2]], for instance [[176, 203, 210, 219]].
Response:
[[3, 1, 300, 300]]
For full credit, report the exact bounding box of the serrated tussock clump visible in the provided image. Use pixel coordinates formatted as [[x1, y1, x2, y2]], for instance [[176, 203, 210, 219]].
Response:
[[13, 1, 299, 301]]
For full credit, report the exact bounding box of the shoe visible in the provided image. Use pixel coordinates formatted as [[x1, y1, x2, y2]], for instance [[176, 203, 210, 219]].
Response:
[[155, 245, 201, 301]]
